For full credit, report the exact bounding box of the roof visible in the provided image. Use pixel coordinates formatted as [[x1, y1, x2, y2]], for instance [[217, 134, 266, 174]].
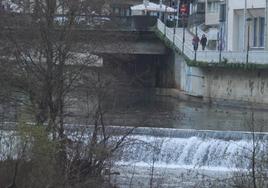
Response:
[[131, 2, 176, 13]]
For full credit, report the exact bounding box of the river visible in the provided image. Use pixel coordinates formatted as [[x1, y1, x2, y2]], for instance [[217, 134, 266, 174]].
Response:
[[1, 92, 268, 187], [93, 92, 268, 132]]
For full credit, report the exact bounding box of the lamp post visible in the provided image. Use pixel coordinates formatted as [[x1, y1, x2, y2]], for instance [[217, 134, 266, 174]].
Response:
[[194, 0, 198, 62], [176, 0, 180, 28], [243, 0, 247, 51], [182, 15, 186, 54], [219, 25, 223, 63], [173, 1, 177, 43], [265, 0, 268, 50], [246, 17, 252, 64], [174, 0, 179, 35], [219, 2, 226, 63], [179, 2, 188, 55], [160, 0, 163, 20]]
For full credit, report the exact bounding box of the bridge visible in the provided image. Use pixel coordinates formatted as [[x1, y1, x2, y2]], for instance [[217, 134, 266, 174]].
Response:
[[2, 12, 267, 64], [2, 13, 268, 104], [0, 13, 167, 55], [0, 13, 176, 89], [157, 19, 268, 65]]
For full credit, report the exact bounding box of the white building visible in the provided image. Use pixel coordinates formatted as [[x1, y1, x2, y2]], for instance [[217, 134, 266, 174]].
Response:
[[227, 0, 266, 51], [205, 0, 223, 26], [130, 1, 176, 16], [204, 0, 267, 51]]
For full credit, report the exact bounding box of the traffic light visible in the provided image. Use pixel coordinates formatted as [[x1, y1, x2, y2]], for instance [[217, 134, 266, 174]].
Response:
[[179, 2, 189, 16]]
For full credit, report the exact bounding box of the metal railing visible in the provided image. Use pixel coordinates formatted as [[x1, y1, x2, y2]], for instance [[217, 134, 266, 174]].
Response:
[[157, 19, 268, 64], [189, 25, 207, 39], [0, 12, 157, 31]]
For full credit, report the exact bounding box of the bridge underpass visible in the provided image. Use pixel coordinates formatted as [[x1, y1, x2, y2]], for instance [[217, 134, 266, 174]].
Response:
[[72, 30, 167, 55], [0, 15, 177, 89]]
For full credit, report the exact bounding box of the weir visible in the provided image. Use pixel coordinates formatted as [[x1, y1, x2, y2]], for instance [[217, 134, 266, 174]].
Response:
[[115, 127, 266, 171], [1, 126, 267, 171]]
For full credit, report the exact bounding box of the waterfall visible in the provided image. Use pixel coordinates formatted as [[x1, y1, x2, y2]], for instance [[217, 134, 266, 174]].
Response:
[[115, 127, 268, 171], [1, 125, 267, 172]]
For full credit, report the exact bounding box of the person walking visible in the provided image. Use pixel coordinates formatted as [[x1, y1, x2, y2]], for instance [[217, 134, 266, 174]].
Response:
[[192, 35, 200, 51], [200, 34, 207, 51]]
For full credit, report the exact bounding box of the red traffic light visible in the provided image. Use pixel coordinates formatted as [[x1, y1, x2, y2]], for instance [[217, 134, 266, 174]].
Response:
[[180, 4, 188, 14]]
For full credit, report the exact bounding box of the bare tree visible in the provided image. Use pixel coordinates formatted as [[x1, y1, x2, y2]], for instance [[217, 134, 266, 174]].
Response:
[[0, 0, 132, 187], [229, 111, 268, 188]]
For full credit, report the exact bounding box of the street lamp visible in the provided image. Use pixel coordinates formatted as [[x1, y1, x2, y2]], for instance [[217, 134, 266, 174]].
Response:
[[246, 17, 252, 64], [173, 1, 177, 43], [176, 0, 180, 28], [179, 1, 188, 55], [159, 0, 163, 20], [182, 15, 186, 54], [265, 0, 268, 50], [194, 0, 198, 62], [219, 24, 223, 63], [219, 2, 226, 63]]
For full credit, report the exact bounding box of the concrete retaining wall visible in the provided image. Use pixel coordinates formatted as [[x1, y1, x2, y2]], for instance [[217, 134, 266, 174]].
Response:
[[203, 68, 268, 104], [174, 52, 268, 105]]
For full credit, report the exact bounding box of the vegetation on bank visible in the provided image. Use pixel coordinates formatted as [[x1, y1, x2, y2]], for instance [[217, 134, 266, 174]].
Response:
[[0, 1, 131, 187]]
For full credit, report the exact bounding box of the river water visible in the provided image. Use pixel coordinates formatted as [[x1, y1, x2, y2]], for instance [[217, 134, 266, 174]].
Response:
[[98, 94, 268, 187], [98, 93, 268, 132], [1, 92, 268, 187], [65, 92, 268, 187]]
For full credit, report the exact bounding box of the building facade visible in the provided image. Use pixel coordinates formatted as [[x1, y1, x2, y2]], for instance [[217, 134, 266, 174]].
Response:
[[227, 0, 266, 51], [204, 0, 267, 51], [205, 0, 223, 26]]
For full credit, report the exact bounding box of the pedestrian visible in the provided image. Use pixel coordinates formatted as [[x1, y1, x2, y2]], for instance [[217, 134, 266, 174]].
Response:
[[192, 35, 200, 51], [200, 34, 207, 51]]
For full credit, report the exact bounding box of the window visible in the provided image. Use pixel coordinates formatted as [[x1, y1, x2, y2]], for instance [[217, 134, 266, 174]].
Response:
[[207, 1, 219, 13], [197, 3, 205, 13], [253, 18, 258, 47], [259, 17, 265, 47], [114, 7, 119, 15], [253, 17, 265, 47], [126, 9, 130, 16], [219, 4, 226, 22], [150, 12, 158, 16]]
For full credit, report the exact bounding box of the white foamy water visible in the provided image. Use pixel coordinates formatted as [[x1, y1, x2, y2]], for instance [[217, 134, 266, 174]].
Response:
[[118, 134, 261, 171], [1, 126, 267, 171], [111, 127, 268, 187]]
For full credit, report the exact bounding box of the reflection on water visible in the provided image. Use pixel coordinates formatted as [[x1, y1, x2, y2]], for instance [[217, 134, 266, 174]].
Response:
[[101, 93, 268, 132], [1, 89, 268, 132]]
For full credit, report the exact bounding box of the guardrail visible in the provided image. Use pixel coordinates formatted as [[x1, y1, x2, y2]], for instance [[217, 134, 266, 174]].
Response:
[[0, 12, 157, 31], [157, 19, 268, 64], [189, 25, 207, 40]]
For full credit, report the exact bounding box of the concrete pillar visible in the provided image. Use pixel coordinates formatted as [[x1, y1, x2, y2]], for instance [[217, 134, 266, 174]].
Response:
[[155, 51, 176, 88]]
